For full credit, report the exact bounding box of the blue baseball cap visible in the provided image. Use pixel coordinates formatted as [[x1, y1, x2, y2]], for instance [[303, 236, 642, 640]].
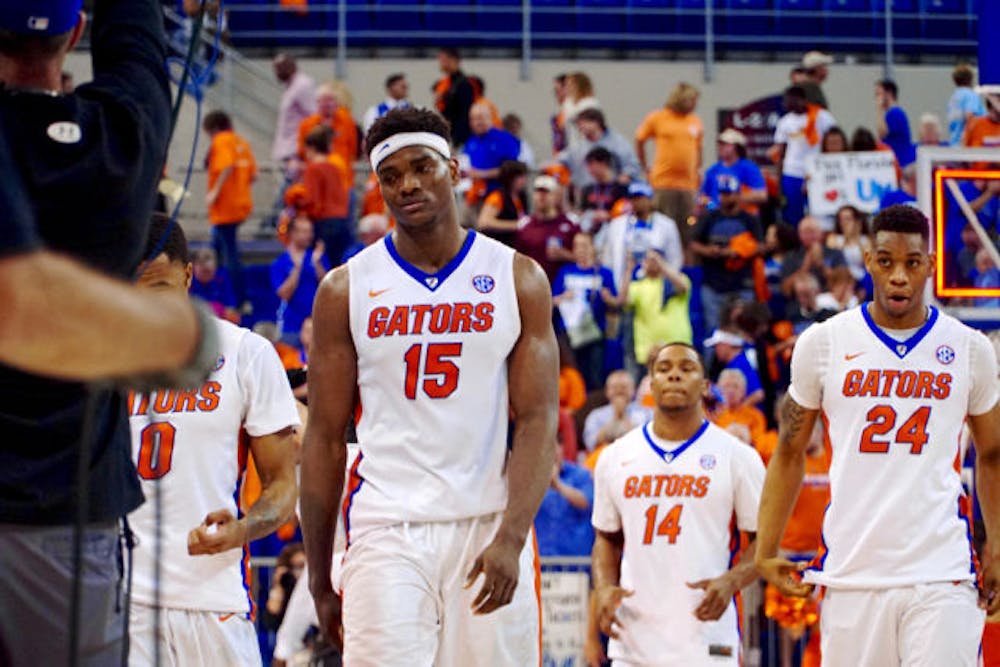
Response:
[[716, 173, 741, 194], [0, 0, 83, 36], [627, 181, 654, 198]]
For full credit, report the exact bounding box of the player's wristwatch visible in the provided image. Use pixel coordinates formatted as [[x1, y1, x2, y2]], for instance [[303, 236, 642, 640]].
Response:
[[117, 299, 221, 393]]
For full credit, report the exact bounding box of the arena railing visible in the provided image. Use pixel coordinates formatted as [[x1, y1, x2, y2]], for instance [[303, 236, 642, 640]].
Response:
[[219, 1, 979, 82]]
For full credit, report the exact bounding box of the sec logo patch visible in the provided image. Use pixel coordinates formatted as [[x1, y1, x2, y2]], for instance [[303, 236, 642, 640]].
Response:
[[213, 355, 226, 372], [700, 454, 716, 471], [472, 275, 495, 293], [936, 345, 955, 365]]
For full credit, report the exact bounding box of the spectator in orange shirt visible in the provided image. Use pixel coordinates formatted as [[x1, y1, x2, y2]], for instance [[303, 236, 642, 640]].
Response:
[[635, 82, 704, 234], [298, 126, 352, 266], [297, 83, 359, 187], [963, 89, 1000, 151], [203, 110, 257, 302], [712, 368, 768, 448]]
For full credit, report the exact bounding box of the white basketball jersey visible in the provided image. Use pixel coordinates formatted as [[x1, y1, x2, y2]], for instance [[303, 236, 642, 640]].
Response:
[[128, 319, 300, 614], [790, 305, 999, 589], [592, 421, 765, 666], [346, 230, 520, 542]]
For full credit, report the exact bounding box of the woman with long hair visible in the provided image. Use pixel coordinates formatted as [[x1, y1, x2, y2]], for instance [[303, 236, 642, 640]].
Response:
[[476, 160, 529, 248]]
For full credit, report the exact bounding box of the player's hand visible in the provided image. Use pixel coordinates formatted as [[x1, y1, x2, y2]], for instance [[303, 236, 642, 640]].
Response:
[[311, 584, 343, 651], [187, 509, 248, 555], [980, 544, 1000, 614], [687, 576, 737, 621], [594, 584, 633, 639], [464, 533, 522, 615], [755, 556, 812, 598]]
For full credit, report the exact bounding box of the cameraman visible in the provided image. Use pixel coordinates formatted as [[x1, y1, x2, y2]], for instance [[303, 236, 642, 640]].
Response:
[[0, 1, 200, 665]]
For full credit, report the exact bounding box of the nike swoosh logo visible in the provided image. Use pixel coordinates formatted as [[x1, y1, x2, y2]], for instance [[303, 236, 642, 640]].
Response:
[[845, 352, 865, 361], [218, 613, 236, 622], [620, 459, 636, 467], [368, 288, 390, 298]]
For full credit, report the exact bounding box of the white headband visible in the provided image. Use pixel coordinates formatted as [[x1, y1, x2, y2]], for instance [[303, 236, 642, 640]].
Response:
[[369, 131, 452, 172]]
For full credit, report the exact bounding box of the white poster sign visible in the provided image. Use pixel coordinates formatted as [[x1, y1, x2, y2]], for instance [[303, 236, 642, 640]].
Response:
[[807, 151, 899, 216], [541, 570, 590, 667]]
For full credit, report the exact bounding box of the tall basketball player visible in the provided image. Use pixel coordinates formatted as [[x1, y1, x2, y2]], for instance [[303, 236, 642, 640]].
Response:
[[756, 205, 1000, 666], [300, 108, 559, 666]]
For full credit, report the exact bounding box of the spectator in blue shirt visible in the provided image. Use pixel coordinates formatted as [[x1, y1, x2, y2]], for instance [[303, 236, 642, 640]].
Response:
[[553, 233, 619, 390], [704, 328, 764, 410], [271, 215, 330, 346], [700, 128, 767, 215], [875, 79, 915, 167], [189, 247, 240, 323], [462, 102, 521, 203], [878, 164, 918, 211], [534, 442, 594, 557], [947, 64, 985, 146]]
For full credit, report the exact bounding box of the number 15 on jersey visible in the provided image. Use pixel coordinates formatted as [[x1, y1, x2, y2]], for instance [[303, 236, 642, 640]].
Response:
[[403, 343, 463, 400]]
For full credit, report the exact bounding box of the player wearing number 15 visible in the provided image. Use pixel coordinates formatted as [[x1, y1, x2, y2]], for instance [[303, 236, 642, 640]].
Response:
[[591, 343, 766, 666], [127, 218, 300, 666], [301, 108, 559, 666], [756, 205, 1000, 667]]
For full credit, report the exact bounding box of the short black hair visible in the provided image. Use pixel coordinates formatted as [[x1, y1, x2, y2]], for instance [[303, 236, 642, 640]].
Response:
[[584, 146, 614, 165], [304, 125, 333, 154], [202, 110, 233, 133], [144, 214, 189, 266], [438, 46, 460, 60], [366, 107, 452, 158], [385, 73, 406, 88], [877, 78, 899, 99], [871, 204, 929, 242], [647, 341, 706, 375], [0, 28, 73, 59], [784, 85, 807, 99]]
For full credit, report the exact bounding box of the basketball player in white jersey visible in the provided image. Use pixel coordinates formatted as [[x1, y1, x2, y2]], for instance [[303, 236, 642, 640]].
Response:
[[591, 342, 765, 666], [127, 218, 300, 666], [756, 205, 1000, 666], [300, 107, 559, 666]]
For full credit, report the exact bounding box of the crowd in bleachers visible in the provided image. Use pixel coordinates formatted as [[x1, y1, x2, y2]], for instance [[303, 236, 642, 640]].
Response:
[[185, 42, 1000, 664]]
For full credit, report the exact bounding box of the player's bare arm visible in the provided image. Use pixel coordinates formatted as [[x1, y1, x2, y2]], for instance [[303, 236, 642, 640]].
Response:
[[300, 265, 356, 645], [465, 253, 558, 615], [688, 534, 758, 621], [591, 528, 632, 639], [755, 395, 818, 597], [188, 426, 297, 555], [0, 251, 206, 381], [970, 400, 1000, 614]]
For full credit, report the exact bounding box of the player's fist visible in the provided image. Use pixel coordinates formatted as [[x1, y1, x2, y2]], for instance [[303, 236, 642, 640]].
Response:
[[594, 584, 633, 639], [311, 585, 343, 651], [465, 534, 521, 616], [187, 509, 248, 555], [755, 556, 812, 598]]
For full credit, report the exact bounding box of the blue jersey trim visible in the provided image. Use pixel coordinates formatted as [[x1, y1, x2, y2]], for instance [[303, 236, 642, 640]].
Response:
[[642, 419, 709, 465], [860, 302, 938, 359], [384, 229, 477, 292]]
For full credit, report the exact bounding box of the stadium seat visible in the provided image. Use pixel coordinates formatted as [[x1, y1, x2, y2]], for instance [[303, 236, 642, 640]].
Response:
[[721, 0, 773, 43], [272, 2, 332, 47], [625, 0, 679, 50], [425, 0, 477, 45], [823, 0, 876, 43], [870, 0, 920, 42], [677, 0, 709, 40], [226, 0, 273, 48], [242, 264, 280, 330], [476, 0, 522, 47], [334, 0, 375, 47], [774, 0, 822, 48], [576, 0, 627, 49], [920, 0, 974, 43], [531, 0, 576, 48], [372, 0, 423, 45]]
